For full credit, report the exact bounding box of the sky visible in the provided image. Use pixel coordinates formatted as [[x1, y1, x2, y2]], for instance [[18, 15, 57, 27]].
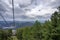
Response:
[[0, 0, 60, 21]]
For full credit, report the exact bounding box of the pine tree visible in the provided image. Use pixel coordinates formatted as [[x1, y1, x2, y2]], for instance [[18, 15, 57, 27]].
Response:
[[32, 20, 42, 40], [50, 7, 60, 40]]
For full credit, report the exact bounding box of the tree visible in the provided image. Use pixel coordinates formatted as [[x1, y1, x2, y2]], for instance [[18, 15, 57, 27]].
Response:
[[16, 28, 23, 40], [50, 7, 60, 40], [32, 20, 42, 40], [0, 29, 12, 40], [51, 12, 58, 27]]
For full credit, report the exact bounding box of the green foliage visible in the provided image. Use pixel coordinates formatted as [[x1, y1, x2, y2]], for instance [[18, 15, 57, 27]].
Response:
[[16, 28, 23, 40], [51, 11, 59, 27], [16, 20, 43, 40], [0, 29, 12, 40], [50, 7, 60, 40]]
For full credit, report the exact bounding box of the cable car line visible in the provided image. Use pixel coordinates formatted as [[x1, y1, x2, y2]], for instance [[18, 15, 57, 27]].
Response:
[[0, 0, 15, 28], [0, 13, 9, 25], [12, 0, 15, 27]]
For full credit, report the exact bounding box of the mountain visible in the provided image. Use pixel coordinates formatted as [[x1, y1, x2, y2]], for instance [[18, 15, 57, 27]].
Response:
[[0, 21, 45, 29], [0, 21, 34, 29]]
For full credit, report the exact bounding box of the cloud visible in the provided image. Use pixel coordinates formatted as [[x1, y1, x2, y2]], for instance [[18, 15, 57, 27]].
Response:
[[0, 0, 60, 21], [25, 5, 58, 18]]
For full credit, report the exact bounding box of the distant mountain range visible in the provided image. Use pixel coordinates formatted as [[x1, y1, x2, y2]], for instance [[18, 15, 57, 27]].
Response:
[[0, 21, 45, 29], [0, 21, 34, 29]]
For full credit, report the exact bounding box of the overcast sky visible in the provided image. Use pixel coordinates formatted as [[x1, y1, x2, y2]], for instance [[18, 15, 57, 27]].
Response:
[[0, 0, 60, 21]]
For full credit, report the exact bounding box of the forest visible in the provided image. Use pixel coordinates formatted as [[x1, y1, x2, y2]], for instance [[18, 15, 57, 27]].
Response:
[[0, 7, 60, 40]]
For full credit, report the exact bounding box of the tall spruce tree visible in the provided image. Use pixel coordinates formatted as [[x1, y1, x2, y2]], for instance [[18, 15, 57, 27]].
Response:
[[32, 20, 42, 40], [51, 7, 60, 40]]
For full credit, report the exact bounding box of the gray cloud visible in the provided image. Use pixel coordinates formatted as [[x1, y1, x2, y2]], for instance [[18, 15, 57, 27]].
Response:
[[0, 0, 60, 21], [50, 0, 60, 8]]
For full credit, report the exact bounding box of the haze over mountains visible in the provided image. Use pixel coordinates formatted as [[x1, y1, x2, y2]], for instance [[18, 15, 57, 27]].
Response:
[[0, 21, 34, 29], [0, 21, 45, 29]]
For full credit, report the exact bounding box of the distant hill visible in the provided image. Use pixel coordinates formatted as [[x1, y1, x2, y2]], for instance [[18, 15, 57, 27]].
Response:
[[0, 21, 45, 29], [0, 21, 34, 29]]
